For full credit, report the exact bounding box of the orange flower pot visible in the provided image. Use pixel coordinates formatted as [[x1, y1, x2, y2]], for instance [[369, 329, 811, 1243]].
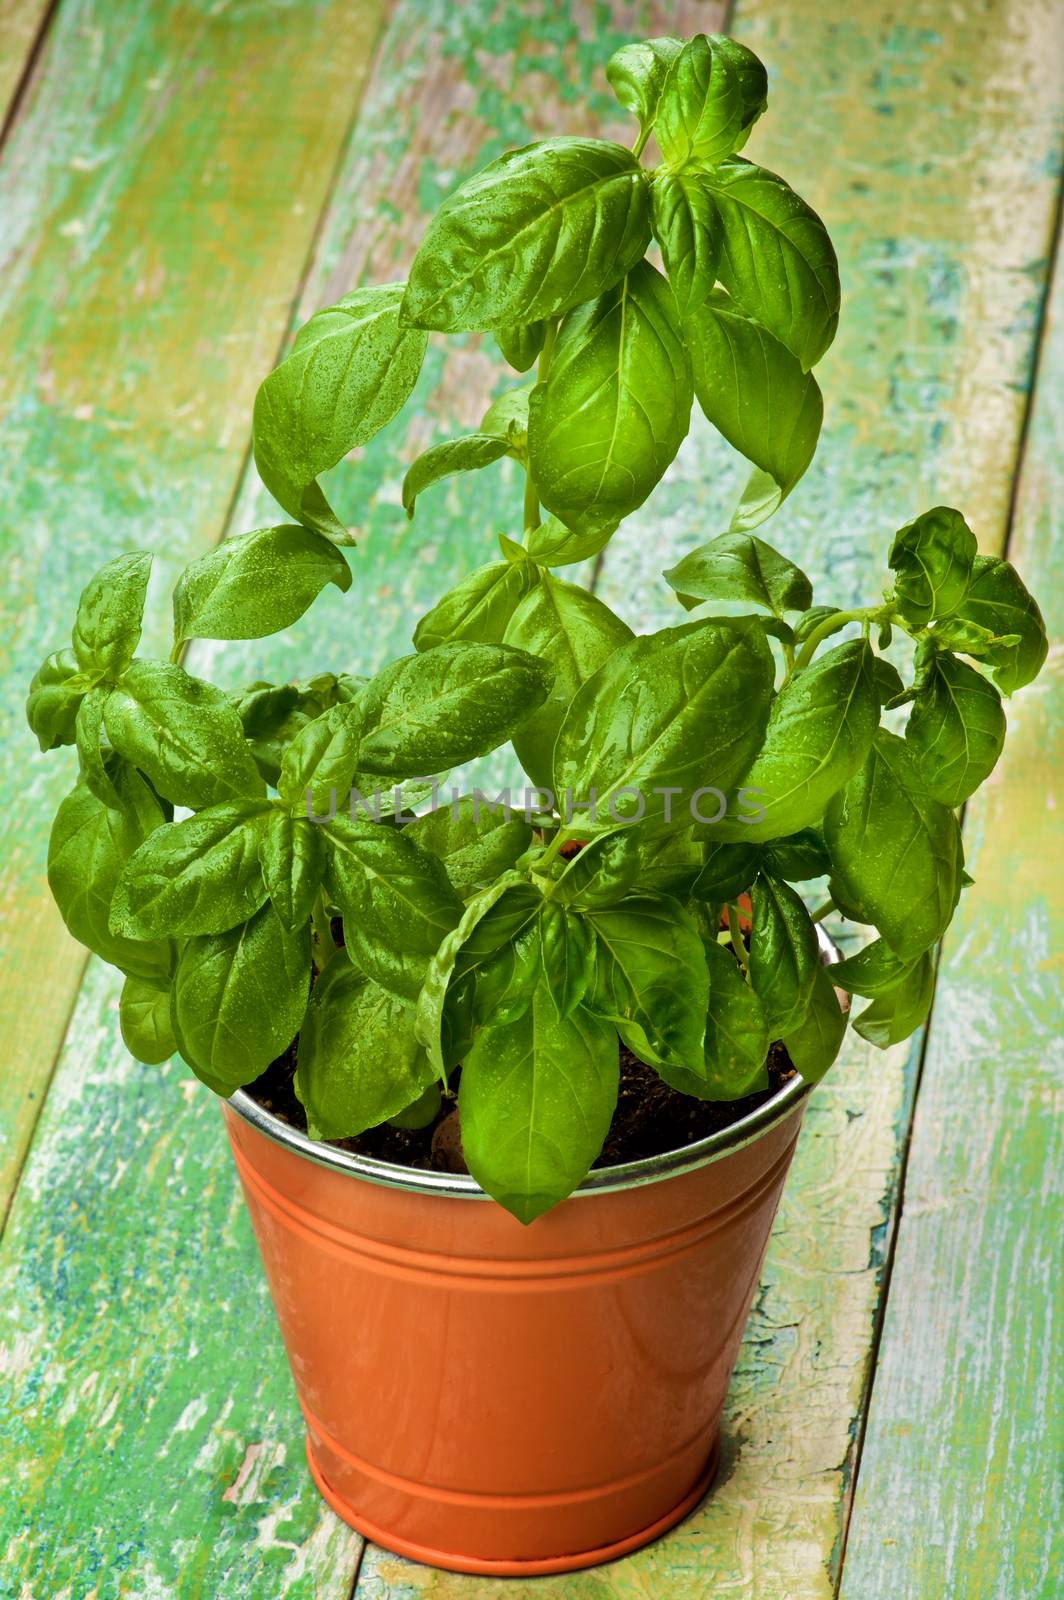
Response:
[[222, 1073, 811, 1576]]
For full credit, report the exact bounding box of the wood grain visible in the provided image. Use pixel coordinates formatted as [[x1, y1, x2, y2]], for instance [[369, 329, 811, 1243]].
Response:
[[0, 0, 50, 128], [0, 0, 384, 1218], [838, 215, 1064, 1600]]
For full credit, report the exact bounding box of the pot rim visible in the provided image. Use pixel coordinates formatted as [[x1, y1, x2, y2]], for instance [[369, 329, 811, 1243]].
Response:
[[226, 927, 838, 1202]]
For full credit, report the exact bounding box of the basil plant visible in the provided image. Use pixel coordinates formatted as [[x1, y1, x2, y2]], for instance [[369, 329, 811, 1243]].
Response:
[[28, 35, 1048, 1222]]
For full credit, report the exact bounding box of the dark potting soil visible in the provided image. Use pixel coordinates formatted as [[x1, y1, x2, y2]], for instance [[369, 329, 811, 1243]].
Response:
[[246, 1038, 797, 1178]]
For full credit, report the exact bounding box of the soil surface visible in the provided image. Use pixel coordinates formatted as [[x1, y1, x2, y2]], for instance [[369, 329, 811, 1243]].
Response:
[[247, 1037, 797, 1177]]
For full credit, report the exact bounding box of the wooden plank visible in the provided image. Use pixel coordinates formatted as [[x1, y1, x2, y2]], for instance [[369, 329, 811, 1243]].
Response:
[[0, 3, 720, 1595], [0, 0, 385, 1218], [353, 1, 1064, 1596], [0, 0, 50, 128], [838, 225, 1064, 1600]]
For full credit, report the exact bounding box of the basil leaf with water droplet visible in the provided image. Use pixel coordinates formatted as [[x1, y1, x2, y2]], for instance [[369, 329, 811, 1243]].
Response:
[[702, 935, 770, 1099], [852, 951, 935, 1047], [682, 289, 822, 533], [605, 36, 683, 133], [402, 138, 651, 333], [47, 768, 170, 981], [105, 660, 265, 809], [459, 983, 619, 1223], [412, 561, 539, 651], [405, 795, 532, 899], [27, 649, 90, 751], [295, 960, 438, 1140], [253, 285, 427, 541], [172, 901, 310, 1091], [260, 810, 326, 932], [325, 815, 463, 1000], [664, 531, 813, 617], [120, 975, 176, 1065], [528, 259, 692, 528], [402, 435, 513, 520], [888, 506, 977, 627], [694, 157, 840, 370], [905, 652, 1005, 806], [71, 552, 152, 677], [651, 170, 722, 319], [554, 617, 775, 836], [173, 525, 351, 645], [951, 554, 1048, 694], [782, 961, 847, 1081], [503, 571, 633, 789], [824, 731, 964, 960], [711, 640, 879, 842], [110, 801, 272, 939]]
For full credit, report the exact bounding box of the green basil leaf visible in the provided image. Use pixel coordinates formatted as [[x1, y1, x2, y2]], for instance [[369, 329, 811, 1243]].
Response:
[[47, 770, 170, 980], [824, 730, 964, 960], [502, 572, 634, 789], [655, 33, 749, 166], [71, 552, 152, 677], [277, 702, 363, 815], [295, 961, 437, 1140], [888, 506, 977, 627], [793, 604, 838, 644], [27, 649, 90, 751], [172, 901, 310, 1090], [650, 170, 722, 319], [663, 531, 813, 617], [405, 795, 532, 898], [682, 288, 823, 533], [172, 525, 351, 645], [782, 961, 847, 1082], [473, 920, 544, 1028], [692, 839, 759, 901], [763, 829, 831, 881], [605, 37, 683, 132], [852, 951, 935, 1047], [539, 901, 596, 1019], [707, 36, 770, 144], [701, 935, 770, 1098], [259, 811, 326, 932], [119, 974, 176, 1065], [324, 815, 462, 1000], [74, 689, 122, 809], [388, 1081, 443, 1130], [415, 874, 540, 1075], [630, 828, 705, 899], [528, 259, 692, 527], [585, 894, 709, 1092], [928, 617, 1020, 658], [554, 617, 775, 837], [253, 285, 427, 540], [402, 435, 512, 520], [402, 138, 651, 332], [105, 660, 265, 808], [357, 642, 553, 777], [493, 321, 546, 373], [525, 512, 618, 568], [110, 801, 271, 939], [828, 937, 918, 998], [951, 554, 1048, 694], [412, 560, 539, 651], [551, 827, 645, 909], [458, 984, 619, 1222], [481, 383, 533, 441], [873, 657, 906, 705], [229, 677, 356, 788], [905, 652, 1005, 806], [748, 874, 819, 1037], [694, 158, 840, 370], [713, 640, 880, 842]]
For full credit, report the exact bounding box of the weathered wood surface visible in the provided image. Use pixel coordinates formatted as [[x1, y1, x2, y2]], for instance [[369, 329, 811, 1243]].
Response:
[[0, 1, 1060, 1598], [0, 0, 384, 1219], [0, 0, 50, 127], [838, 218, 1064, 1600]]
